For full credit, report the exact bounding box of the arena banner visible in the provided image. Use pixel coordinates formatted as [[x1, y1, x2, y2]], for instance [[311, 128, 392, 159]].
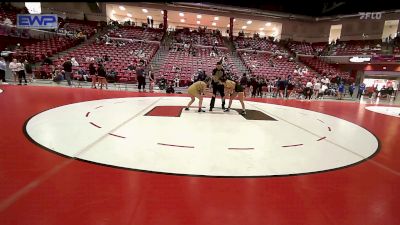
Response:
[[17, 14, 58, 29]]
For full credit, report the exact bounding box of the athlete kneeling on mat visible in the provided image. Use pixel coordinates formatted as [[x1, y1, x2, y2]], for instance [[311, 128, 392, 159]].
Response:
[[185, 79, 210, 112], [223, 78, 246, 115]]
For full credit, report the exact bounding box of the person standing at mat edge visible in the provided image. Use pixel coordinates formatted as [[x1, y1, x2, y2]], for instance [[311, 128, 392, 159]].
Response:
[[136, 65, 146, 92], [209, 61, 226, 111], [63, 58, 73, 86]]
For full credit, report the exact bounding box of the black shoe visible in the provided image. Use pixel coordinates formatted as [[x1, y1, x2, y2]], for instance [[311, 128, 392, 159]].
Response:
[[224, 108, 230, 112], [198, 109, 205, 112], [209, 108, 213, 111], [184, 107, 189, 111], [240, 111, 246, 115]]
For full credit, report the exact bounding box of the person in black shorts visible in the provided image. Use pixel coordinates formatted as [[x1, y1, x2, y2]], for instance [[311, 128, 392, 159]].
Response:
[[97, 63, 108, 89], [209, 61, 226, 111], [223, 78, 246, 115], [136, 65, 146, 92], [286, 79, 295, 98]]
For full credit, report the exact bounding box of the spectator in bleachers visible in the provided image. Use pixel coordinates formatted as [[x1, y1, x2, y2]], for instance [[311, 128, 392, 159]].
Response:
[[85, 56, 94, 62], [127, 63, 136, 71], [62, 58, 73, 86], [42, 55, 53, 65], [319, 83, 328, 99], [77, 68, 88, 81], [321, 76, 330, 85], [71, 57, 79, 67], [196, 68, 206, 82], [268, 58, 274, 67], [3, 17, 12, 26], [107, 69, 117, 83], [210, 50, 216, 58], [53, 69, 64, 83]]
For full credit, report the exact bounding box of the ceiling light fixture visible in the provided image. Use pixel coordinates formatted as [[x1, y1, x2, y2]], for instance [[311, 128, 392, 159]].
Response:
[[142, 9, 148, 13], [247, 20, 252, 24]]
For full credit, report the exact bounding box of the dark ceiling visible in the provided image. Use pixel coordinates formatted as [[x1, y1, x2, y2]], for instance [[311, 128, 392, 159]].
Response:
[[202, 0, 400, 17]]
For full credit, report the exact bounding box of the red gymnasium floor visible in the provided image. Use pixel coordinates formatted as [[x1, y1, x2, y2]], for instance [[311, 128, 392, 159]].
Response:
[[0, 85, 399, 225]]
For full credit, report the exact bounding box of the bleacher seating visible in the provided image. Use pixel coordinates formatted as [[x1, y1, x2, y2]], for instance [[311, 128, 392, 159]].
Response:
[[287, 41, 314, 55], [300, 57, 350, 80], [234, 36, 288, 53], [51, 41, 159, 82], [13, 36, 82, 62], [0, 34, 39, 52], [58, 19, 99, 38], [0, 4, 20, 25], [158, 45, 239, 86], [108, 26, 164, 41], [312, 42, 328, 54], [173, 29, 225, 47], [330, 40, 382, 56], [239, 51, 317, 81]]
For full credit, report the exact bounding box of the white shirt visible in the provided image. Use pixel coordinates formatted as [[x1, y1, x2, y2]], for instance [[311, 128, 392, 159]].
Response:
[[306, 82, 313, 88], [314, 82, 321, 90], [321, 78, 330, 84], [16, 62, 24, 71], [9, 62, 19, 72], [4, 18, 12, 25]]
